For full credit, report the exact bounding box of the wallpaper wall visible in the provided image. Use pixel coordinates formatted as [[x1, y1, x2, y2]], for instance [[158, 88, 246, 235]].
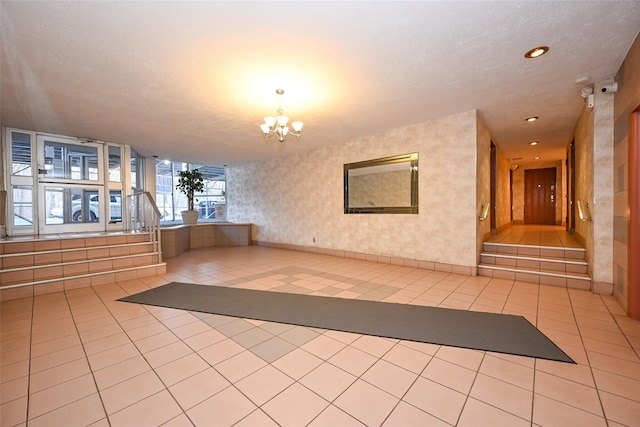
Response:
[[592, 84, 615, 287], [475, 116, 510, 256], [475, 116, 492, 250], [573, 99, 595, 273], [227, 110, 481, 268], [613, 33, 640, 311], [495, 143, 512, 228], [572, 79, 616, 290]]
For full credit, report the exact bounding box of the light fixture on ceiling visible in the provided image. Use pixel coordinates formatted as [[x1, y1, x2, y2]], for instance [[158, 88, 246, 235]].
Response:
[[575, 76, 591, 87], [534, 156, 541, 160], [530, 141, 539, 145], [525, 116, 538, 122], [259, 89, 303, 143], [524, 46, 549, 59]]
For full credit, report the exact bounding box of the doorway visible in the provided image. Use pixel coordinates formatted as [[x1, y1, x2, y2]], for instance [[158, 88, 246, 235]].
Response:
[[490, 141, 497, 234], [524, 167, 556, 225], [37, 135, 106, 234], [566, 141, 576, 234], [5, 128, 126, 235], [629, 106, 640, 319]]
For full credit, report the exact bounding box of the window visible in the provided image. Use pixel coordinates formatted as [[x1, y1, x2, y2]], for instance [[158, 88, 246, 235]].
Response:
[[108, 145, 122, 182], [43, 141, 99, 181], [130, 149, 144, 193], [11, 132, 32, 176], [155, 160, 226, 224], [13, 186, 33, 226]]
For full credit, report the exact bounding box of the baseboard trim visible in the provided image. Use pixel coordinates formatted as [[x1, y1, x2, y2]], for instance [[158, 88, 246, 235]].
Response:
[[253, 240, 476, 277]]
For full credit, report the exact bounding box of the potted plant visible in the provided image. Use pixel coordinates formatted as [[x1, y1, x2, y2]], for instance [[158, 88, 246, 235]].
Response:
[[176, 168, 204, 224]]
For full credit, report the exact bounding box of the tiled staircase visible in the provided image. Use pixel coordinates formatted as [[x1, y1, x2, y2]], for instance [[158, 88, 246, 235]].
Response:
[[0, 232, 166, 300], [477, 241, 591, 289]]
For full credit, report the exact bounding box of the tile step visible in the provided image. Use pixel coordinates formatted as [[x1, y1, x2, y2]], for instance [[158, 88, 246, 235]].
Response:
[[0, 251, 161, 275], [482, 242, 585, 252], [480, 251, 587, 265], [477, 263, 590, 281], [0, 263, 166, 290], [0, 241, 154, 258], [482, 243, 585, 261]]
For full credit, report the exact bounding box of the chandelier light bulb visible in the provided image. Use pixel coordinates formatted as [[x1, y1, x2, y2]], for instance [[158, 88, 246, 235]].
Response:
[[264, 117, 276, 128], [277, 115, 289, 126]]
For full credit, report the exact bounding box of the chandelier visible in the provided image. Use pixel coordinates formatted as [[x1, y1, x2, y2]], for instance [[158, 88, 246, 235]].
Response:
[[259, 89, 303, 142]]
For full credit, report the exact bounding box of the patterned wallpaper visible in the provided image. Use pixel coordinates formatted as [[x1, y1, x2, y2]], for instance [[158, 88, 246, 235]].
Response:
[[574, 99, 595, 272], [475, 116, 492, 251], [612, 33, 640, 311], [475, 117, 509, 255], [227, 110, 481, 267], [572, 79, 616, 288], [592, 86, 615, 285]]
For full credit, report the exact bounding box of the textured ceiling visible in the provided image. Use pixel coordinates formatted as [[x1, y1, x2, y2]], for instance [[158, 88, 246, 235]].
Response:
[[1, 1, 639, 167]]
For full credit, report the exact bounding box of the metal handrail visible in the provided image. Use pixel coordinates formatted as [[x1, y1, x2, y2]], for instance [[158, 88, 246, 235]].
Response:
[[126, 191, 162, 263]]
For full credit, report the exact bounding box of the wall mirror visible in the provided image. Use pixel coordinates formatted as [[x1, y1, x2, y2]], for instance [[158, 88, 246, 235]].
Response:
[[344, 152, 418, 214]]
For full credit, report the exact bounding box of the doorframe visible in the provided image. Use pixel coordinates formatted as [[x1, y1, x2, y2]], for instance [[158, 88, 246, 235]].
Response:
[[629, 106, 640, 319], [36, 134, 106, 234], [490, 141, 497, 234], [567, 140, 576, 234], [509, 167, 514, 222], [3, 127, 130, 236]]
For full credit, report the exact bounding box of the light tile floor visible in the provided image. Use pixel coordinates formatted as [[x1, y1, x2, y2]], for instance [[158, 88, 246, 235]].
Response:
[[485, 224, 583, 248], [2, 244, 640, 426]]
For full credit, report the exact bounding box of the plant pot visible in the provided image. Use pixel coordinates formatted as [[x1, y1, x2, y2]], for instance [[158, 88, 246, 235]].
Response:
[[181, 210, 199, 224]]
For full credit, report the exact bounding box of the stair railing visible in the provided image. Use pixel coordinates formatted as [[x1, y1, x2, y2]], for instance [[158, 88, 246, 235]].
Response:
[[126, 191, 163, 263]]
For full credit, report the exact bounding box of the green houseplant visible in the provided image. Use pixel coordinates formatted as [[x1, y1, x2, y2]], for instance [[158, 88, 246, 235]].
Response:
[[176, 168, 204, 224]]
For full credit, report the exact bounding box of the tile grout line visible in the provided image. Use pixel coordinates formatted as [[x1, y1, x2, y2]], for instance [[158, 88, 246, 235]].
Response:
[[87, 283, 169, 424], [566, 288, 609, 423], [105, 280, 246, 426], [63, 288, 112, 427], [25, 286, 35, 427], [579, 293, 625, 426]]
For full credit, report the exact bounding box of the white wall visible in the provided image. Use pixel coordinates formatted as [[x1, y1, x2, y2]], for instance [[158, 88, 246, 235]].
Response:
[[227, 110, 481, 268]]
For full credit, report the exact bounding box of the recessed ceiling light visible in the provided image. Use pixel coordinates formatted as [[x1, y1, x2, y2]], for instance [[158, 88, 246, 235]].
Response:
[[530, 141, 539, 145], [525, 116, 539, 122], [525, 46, 549, 59], [534, 156, 541, 160], [575, 77, 590, 86]]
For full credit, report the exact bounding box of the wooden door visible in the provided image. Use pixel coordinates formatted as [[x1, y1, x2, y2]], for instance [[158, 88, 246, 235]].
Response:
[[524, 167, 556, 225]]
